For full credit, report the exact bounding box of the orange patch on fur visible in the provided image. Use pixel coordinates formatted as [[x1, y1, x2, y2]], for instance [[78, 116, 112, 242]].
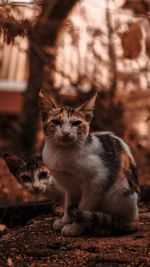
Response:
[[117, 148, 132, 179], [116, 148, 140, 193]]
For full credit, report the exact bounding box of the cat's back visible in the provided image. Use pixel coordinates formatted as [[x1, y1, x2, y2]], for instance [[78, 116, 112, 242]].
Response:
[[90, 130, 130, 154], [92, 131, 133, 163], [91, 131, 139, 193]]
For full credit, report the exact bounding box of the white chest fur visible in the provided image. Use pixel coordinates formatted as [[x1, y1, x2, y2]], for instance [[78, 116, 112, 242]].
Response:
[[42, 136, 108, 192]]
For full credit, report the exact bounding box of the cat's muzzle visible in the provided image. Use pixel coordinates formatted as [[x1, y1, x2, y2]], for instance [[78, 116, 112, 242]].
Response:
[[58, 135, 75, 144]]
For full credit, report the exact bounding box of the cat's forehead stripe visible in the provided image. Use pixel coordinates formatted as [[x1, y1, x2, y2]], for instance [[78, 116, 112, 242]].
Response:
[[46, 106, 85, 122], [60, 106, 75, 117], [53, 106, 79, 121]]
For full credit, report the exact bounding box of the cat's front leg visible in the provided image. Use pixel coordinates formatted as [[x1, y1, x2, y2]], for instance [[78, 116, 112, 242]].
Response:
[[53, 212, 71, 232], [53, 191, 76, 232], [61, 188, 99, 236], [79, 186, 99, 211]]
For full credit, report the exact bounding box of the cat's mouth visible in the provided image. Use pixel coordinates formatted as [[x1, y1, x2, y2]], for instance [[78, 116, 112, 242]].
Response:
[[33, 187, 42, 194], [58, 135, 75, 145]]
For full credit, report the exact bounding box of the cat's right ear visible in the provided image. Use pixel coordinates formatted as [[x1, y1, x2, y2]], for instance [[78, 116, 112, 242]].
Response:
[[38, 89, 57, 121], [3, 153, 25, 177], [77, 92, 97, 122]]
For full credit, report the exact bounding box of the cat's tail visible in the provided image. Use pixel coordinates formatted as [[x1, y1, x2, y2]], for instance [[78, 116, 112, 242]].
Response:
[[68, 205, 139, 235]]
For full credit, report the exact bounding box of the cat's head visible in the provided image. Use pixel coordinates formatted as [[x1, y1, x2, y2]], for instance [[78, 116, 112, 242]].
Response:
[[38, 90, 97, 146], [3, 153, 51, 194]]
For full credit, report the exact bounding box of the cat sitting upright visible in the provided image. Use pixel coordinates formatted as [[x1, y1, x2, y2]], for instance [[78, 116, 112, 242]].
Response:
[[39, 89, 140, 237], [3, 153, 63, 204]]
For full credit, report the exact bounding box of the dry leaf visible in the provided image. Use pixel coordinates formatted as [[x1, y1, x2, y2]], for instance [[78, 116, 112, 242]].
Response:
[[7, 258, 13, 266], [0, 224, 7, 232]]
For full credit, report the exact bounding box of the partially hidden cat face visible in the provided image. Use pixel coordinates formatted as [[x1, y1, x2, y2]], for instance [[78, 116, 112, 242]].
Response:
[[38, 90, 97, 146], [3, 153, 51, 194]]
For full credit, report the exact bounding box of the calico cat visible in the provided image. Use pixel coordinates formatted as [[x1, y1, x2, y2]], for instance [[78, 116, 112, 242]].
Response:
[[39, 89, 140, 237], [3, 153, 63, 204]]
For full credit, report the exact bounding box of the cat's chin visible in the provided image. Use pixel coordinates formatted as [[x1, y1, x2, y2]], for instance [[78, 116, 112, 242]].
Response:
[[56, 136, 76, 146]]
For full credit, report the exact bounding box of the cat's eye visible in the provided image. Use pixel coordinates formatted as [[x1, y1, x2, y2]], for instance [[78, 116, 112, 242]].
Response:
[[72, 120, 82, 126], [39, 171, 48, 179], [51, 119, 61, 125], [20, 175, 31, 182]]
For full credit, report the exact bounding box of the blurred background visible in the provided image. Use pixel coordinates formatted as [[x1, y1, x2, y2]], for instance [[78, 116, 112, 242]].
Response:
[[0, 0, 150, 205]]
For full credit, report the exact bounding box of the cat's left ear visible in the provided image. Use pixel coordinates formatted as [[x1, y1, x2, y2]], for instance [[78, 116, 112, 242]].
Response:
[[77, 92, 97, 122], [38, 89, 58, 121], [3, 153, 25, 177]]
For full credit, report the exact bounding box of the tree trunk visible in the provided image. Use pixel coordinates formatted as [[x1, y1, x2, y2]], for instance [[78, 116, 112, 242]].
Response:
[[15, 0, 79, 156]]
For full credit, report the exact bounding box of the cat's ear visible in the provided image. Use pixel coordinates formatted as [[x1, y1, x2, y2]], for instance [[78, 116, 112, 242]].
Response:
[[77, 92, 97, 122], [38, 89, 58, 121], [3, 153, 25, 177]]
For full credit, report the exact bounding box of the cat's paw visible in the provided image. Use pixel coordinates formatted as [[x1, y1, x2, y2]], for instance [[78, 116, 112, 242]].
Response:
[[62, 223, 85, 237], [53, 216, 71, 232], [53, 218, 64, 232]]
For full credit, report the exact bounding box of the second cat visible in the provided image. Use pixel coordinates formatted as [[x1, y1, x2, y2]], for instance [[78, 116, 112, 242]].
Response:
[[3, 153, 64, 205]]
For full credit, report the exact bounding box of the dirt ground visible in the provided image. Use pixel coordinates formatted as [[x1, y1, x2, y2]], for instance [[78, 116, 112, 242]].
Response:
[[0, 154, 150, 267], [0, 159, 149, 267], [0, 201, 149, 267]]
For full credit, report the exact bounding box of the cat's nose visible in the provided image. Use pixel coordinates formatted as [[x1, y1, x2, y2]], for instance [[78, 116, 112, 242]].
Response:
[[62, 130, 70, 136], [33, 185, 40, 193]]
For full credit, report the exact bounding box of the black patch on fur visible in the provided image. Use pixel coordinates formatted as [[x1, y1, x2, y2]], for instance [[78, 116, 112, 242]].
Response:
[[125, 163, 139, 194], [97, 133, 122, 190], [13, 156, 42, 179], [24, 156, 42, 171], [130, 163, 138, 185], [60, 106, 75, 117], [67, 107, 75, 117]]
